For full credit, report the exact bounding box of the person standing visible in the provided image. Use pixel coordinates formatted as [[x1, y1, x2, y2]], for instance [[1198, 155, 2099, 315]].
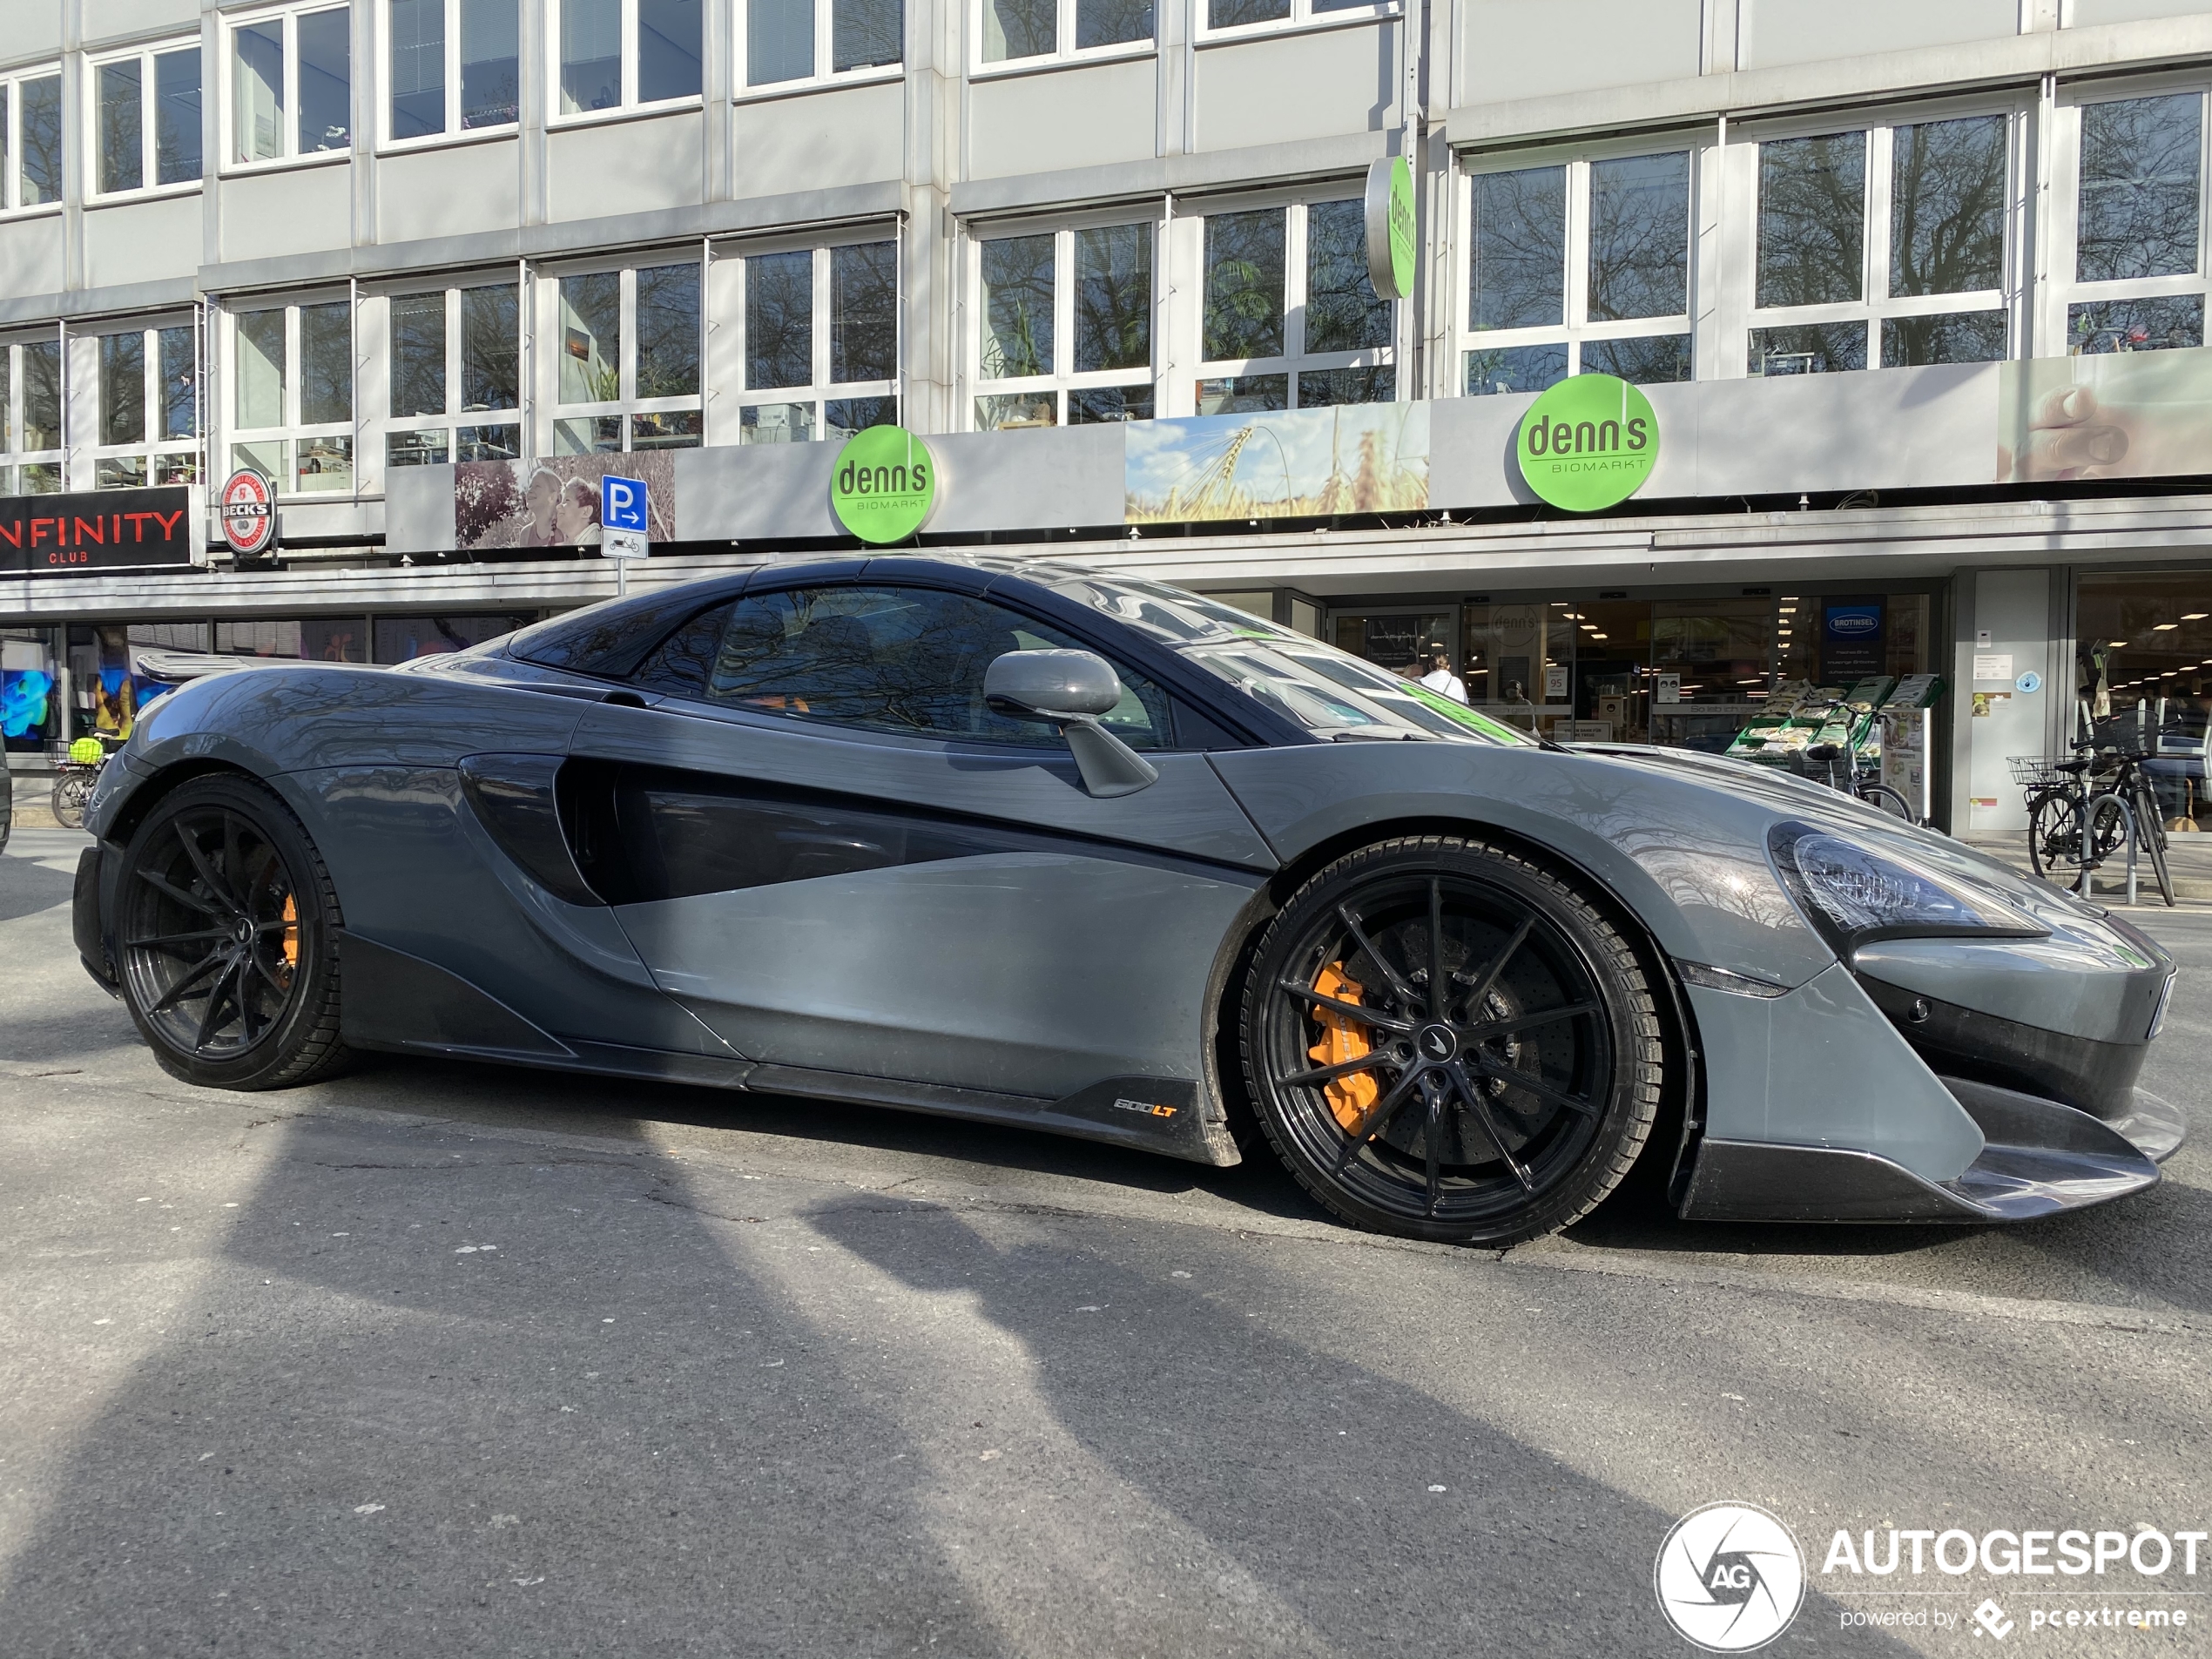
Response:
[[1418, 642, 1468, 704]]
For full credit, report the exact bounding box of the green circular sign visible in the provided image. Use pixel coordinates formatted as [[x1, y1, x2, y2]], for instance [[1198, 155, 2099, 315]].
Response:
[[831, 424, 936, 543], [1386, 155, 1416, 300], [1515, 374, 1659, 512]]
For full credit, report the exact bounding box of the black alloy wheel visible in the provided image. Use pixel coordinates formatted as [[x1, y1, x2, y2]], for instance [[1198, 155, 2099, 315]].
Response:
[[115, 774, 348, 1089], [1242, 835, 1662, 1245]]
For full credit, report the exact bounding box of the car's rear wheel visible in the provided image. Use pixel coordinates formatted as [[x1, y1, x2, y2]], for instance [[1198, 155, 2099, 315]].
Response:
[[115, 773, 348, 1089], [1241, 835, 1662, 1245]]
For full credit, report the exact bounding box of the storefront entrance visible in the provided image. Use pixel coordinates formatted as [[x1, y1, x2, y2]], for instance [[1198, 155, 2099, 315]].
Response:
[[1331, 584, 1946, 803]]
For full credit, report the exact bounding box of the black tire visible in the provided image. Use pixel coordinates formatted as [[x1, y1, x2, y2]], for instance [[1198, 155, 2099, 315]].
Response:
[[1239, 834, 1663, 1245], [2028, 791, 2083, 880], [113, 772, 350, 1089], [1854, 781, 1916, 824], [51, 769, 95, 830]]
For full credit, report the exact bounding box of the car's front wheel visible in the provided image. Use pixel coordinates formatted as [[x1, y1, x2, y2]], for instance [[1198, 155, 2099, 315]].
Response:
[[114, 773, 349, 1089], [1241, 835, 1662, 1244]]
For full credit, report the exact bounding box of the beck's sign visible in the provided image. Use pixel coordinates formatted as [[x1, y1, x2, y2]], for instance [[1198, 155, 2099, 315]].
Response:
[[0, 487, 197, 574]]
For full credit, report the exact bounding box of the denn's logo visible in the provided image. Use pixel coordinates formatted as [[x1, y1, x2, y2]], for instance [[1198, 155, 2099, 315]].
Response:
[[830, 425, 937, 544], [1515, 373, 1661, 513], [1655, 1501, 1806, 1652]]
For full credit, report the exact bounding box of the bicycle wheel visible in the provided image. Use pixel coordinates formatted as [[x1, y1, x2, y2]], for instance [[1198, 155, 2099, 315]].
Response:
[[51, 769, 94, 830], [1855, 782, 1916, 825], [2086, 792, 2131, 867], [2027, 790, 2084, 880], [2137, 783, 2176, 906]]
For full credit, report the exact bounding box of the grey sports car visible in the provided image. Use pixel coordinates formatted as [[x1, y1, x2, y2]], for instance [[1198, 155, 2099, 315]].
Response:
[[72, 556, 2186, 1244]]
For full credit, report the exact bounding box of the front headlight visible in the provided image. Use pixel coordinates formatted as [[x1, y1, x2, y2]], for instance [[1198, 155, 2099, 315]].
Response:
[[1769, 822, 2048, 951]]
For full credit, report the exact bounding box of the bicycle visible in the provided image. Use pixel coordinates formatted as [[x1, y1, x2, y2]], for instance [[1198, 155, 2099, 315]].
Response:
[[51, 733, 120, 831], [1789, 700, 1919, 823], [2014, 745, 2175, 906]]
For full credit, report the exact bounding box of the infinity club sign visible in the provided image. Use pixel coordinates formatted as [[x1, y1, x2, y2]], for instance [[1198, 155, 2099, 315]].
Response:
[[0, 486, 196, 574]]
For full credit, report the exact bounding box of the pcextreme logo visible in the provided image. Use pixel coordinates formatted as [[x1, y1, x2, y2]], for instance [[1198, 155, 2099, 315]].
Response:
[[1655, 1502, 1807, 1652]]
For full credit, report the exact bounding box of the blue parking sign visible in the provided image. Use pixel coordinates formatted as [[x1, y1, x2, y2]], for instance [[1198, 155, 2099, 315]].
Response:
[[601, 475, 647, 533]]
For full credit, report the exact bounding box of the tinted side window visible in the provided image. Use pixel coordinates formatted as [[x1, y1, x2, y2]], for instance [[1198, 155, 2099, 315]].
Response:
[[631, 603, 732, 695], [691, 585, 1172, 749]]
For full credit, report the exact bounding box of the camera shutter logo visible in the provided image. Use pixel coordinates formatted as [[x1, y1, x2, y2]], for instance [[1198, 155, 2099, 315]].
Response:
[[218, 468, 275, 558], [1654, 1501, 1805, 1651]]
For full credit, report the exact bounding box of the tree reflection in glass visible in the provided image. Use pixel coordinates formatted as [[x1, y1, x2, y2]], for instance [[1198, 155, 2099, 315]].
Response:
[[2078, 94, 2202, 284], [984, 0, 1055, 61], [1757, 132, 1866, 309], [1075, 225, 1150, 372], [1077, 0, 1153, 49], [1305, 198, 1388, 352], [1588, 152, 1688, 320], [1469, 165, 1564, 331], [1891, 114, 2005, 297], [833, 241, 898, 383], [833, 0, 903, 71], [1204, 209, 1285, 361], [746, 251, 813, 389], [981, 233, 1055, 377], [637, 263, 701, 399]]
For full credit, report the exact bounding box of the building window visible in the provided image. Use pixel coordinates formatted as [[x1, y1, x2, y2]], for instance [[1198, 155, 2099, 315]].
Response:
[[552, 261, 702, 452], [1193, 198, 1390, 415], [742, 0, 900, 87], [91, 324, 200, 488], [556, 0, 702, 116], [229, 298, 354, 495], [385, 281, 522, 467], [973, 222, 1150, 429], [1202, 0, 1383, 35], [734, 239, 898, 443], [388, 0, 520, 141], [0, 338, 64, 496], [2059, 91, 2208, 355], [230, 3, 353, 165], [1463, 149, 1692, 396], [92, 44, 202, 196], [978, 0, 1150, 66], [1750, 114, 2011, 375], [1, 68, 64, 211]]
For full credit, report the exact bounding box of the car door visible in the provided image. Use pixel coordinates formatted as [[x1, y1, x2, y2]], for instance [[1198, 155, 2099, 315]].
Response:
[[560, 573, 1278, 1106]]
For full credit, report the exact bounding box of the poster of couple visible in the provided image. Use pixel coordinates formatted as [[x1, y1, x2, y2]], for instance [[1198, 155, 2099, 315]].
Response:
[[454, 453, 678, 552]]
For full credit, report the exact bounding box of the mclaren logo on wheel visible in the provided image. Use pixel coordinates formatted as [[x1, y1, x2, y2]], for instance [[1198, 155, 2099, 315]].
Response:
[[1654, 1501, 1806, 1651]]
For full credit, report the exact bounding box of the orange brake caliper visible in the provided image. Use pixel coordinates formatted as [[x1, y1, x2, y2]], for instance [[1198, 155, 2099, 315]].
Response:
[[280, 894, 299, 968], [1307, 962, 1379, 1132]]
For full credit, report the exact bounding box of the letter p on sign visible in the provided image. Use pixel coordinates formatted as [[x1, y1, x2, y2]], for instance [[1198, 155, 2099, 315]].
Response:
[[602, 475, 647, 533]]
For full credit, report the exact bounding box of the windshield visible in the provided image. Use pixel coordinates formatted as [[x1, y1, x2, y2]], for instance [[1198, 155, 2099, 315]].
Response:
[[1182, 640, 1535, 745], [1025, 564, 1534, 745]]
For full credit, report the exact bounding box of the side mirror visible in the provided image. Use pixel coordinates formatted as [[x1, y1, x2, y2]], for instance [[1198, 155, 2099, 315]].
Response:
[[983, 648, 1123, 720], [984, 649, 1159, 799]]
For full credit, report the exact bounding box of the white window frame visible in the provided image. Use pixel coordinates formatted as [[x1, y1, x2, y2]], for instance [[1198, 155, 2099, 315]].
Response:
[[1731, 97, 2026, 379], [85, 318, 203, 489], [1173, 185, 1397, 418], [0, 64, 66, 217], [374, 275, 526, 472], [969, 0, 1156, 76], [86, 40, 204, 201], [223, 1, 355, 173], [1192, 0, 1394, 46], [965, 210, 1158, 431], [717, 231, 901, 445], [1457, 136, 1699, 395], [223, 293, 359, 498], [0, 333, 66, 496], [541, 255, 706, 455], [549, 0, 705, 126], [2042, 73, 2212, 359], [735, 0, 904, 98], [380, 0, 522, 150]]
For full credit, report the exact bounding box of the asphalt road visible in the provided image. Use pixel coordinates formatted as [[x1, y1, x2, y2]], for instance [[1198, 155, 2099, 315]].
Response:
[[2, 826, 2207, 1658]]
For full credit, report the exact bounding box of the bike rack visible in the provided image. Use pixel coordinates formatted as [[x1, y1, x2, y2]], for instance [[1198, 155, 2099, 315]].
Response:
[[2077, 794, 2141, 908]]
